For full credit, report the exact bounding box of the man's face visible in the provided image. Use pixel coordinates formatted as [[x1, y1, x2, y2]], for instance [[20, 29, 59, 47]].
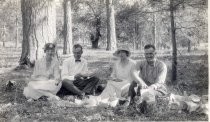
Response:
[[46, 49, 55, 60], [144, 47, 156, 62], [73, 47, 82, 60]]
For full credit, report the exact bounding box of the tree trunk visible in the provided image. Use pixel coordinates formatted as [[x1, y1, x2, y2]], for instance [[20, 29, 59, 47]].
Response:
[[188, 40, 191, 52], [152, 14, 156, 47], [63, 0, 73, 54], [106, 0, 117, 51], [19, 0, 56, 66], [91, 16, 101, 49], [134, 21, 139, 50], [170, 0, 177, 83]]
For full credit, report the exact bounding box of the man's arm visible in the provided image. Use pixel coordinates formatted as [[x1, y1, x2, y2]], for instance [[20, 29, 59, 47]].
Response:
[[131, 61, 148, 89]]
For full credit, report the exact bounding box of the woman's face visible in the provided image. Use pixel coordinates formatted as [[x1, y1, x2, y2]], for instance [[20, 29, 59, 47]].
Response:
[[118, 50, 128, 60], [46, 49, 55, 61]]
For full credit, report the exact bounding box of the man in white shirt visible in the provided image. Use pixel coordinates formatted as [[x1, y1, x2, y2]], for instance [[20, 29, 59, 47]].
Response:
[[60, 44, 100, 98]]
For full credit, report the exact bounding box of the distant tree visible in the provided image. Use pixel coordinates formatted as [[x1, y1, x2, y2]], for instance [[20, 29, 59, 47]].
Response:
[[106, 0, 117, 51], [63, 0, 73, 54], [19, 0, 56, 66], [147, 0, 207, 83], [115, 2, 149, 50], [73, 0, 105, 49], [0, 0, 22, 47]]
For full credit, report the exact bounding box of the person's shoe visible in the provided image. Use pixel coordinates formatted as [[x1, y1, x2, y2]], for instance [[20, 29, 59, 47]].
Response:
[[27, 98, 34, 102], [77, 92, 88, 100], [136, 100, 148, 114], [122, 100, 131, 108], [118, 98, 131, 108], [38, 96, 48, 101], [48, 95, 60, 101]]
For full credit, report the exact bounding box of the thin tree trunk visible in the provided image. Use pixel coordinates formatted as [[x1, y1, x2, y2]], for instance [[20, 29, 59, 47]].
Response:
[[91, 16, 101, 49], [135, 21, 139, 50], [106, 0, 117, 51], [15, 0, 19, 48], [16, 18, 19, 48], [170, 0, 177, 83], [19, 0, 56, 66], [152, 13, 156, 47], [63, 0, 72, 54], [188, 40, 191, 52]]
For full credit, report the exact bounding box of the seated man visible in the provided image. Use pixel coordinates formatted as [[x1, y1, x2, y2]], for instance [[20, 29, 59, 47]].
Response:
[[59, 44, 100, 98], [130, 44, 167, 105], [23, 43, 62, 101]]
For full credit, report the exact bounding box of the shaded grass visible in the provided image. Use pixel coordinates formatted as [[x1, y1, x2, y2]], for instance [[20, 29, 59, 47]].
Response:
[[0, 53, 208, 121]]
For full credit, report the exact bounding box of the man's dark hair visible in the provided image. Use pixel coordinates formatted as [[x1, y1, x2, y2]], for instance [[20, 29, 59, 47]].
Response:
[[73, 44, 83, 52], [144, 44, 156, 50]]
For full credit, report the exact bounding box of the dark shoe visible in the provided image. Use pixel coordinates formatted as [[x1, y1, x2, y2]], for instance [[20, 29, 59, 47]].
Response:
[[77, 93, 89, 100], [136, 101, 147, 114], [38, 96, 48, 101], [118, 98, 131, 108]]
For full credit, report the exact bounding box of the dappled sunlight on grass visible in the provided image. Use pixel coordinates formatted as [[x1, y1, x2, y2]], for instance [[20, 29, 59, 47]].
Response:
[[0, 49, 208, 121]]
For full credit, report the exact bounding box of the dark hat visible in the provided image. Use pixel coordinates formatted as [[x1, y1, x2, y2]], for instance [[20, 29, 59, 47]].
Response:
[[44, 43, 56, 52]]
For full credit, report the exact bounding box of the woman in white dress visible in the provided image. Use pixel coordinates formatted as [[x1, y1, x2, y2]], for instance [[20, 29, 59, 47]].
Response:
[[81, 46, 136, 107], [23, 43, 62, 100]]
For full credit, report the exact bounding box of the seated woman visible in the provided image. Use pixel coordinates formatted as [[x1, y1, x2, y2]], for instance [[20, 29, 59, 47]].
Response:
[[23, 43, 62, 101], [81, 46, 136, 107]]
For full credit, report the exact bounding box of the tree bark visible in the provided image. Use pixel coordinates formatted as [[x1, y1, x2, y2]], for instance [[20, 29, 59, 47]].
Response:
[[106, 0, 117, 51], [91, 16, 101, 49], [188, 40, 191, 52], [63, 0, 73, 54], [19, 0, 56, 66], [170, 0, 177, 83]]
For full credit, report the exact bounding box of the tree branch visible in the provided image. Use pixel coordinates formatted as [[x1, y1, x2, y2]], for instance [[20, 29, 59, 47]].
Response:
[[85, 2, 97, 17]]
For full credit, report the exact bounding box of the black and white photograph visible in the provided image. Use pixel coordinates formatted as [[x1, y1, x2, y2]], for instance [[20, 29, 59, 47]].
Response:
[[0, 0, 208, 121]]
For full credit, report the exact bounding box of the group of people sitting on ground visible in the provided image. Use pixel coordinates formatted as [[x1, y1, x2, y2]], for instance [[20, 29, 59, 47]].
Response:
[[23, 43, 168, 109]]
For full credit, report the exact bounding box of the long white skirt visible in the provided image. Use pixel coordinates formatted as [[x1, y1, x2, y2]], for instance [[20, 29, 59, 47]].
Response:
[[23, 80, 62, 100], [74, 80, 131, 107], [99, 80, 130, 100]]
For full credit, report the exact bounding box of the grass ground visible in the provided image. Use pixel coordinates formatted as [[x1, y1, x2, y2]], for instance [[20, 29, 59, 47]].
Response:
[[0, 48, 208, 121]]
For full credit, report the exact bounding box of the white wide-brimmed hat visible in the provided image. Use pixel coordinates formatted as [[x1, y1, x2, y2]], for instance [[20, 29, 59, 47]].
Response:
[[113, 45, 131, 57]]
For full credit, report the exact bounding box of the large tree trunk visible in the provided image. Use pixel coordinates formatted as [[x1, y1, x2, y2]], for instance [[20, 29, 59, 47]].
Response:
[[170, 0, 177, 83], [106, 0, 117, 51], [63, 0, 72, 54], [19, 0, 56, 66]]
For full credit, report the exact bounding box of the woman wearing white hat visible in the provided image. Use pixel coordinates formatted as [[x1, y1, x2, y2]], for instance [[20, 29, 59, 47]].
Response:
[[81, 46, 136, 107]]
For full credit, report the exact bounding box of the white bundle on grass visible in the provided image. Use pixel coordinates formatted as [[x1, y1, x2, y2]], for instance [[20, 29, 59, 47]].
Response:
[[169, 93, 208, 115]]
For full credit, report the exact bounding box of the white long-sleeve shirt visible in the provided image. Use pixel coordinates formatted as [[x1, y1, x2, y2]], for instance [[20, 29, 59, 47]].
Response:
[[61, 57, 88, 80], [111, 59, 136, 83]]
